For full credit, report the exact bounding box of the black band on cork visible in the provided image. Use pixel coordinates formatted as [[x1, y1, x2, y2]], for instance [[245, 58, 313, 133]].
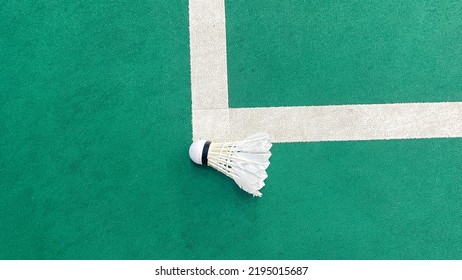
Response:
[[201, 141, 211, 166]]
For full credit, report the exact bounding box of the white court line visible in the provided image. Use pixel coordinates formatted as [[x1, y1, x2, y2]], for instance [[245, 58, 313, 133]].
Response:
[[228, 103, 462, 142], [189, 0, 462, 143], [189, 0, 230, 140]]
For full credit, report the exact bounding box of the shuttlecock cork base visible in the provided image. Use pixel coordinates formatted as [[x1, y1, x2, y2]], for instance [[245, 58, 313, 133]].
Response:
[[189, 133, 272, 197]]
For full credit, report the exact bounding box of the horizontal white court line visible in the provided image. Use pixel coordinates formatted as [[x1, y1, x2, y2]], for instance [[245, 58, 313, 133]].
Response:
[[194, 102, 462, 142]]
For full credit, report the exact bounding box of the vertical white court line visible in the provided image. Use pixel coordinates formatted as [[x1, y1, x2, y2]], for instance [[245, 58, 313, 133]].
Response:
[[189, 0, 230, 140]]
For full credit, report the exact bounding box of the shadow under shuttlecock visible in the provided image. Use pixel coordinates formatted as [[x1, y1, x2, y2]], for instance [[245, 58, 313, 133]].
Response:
[[190, 160, 263, 200]]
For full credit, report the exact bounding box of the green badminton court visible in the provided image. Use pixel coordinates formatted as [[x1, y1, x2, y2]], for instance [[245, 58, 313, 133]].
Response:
[[1, 0, 462, 259]]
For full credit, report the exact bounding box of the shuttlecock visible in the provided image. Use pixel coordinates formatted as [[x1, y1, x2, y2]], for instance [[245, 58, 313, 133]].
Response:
[[189, 133, 272, 197]]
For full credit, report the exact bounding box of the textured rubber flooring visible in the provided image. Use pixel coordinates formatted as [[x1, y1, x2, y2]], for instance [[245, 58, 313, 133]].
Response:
[[1, 0, 462, 259]]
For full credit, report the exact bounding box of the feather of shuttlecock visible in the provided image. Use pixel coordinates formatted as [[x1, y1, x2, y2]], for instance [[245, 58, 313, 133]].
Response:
[[189, 133, 272, 197]]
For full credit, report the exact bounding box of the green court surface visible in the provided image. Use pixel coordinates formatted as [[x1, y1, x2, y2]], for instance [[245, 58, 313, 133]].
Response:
[[1, 1, 462, 259], [227, 0, 462, 107]]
